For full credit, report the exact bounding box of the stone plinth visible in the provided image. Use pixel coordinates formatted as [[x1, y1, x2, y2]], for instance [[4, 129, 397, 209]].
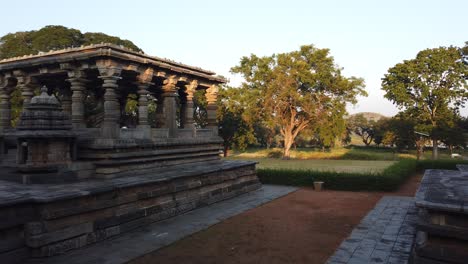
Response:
[[413, 167, 468, 264], [0, 160, 260, 263]]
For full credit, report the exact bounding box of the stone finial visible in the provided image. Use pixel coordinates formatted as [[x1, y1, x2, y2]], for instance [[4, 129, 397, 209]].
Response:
[[40, 85, 48, 94]]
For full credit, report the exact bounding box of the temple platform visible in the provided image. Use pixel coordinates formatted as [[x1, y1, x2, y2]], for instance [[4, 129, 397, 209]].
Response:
[[412, 167, 468, 264], [0, 160, 260, 264], [23, 184, 297, 264]]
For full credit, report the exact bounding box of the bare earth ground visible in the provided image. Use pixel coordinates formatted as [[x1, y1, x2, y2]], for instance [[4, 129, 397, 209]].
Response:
[[132, 173, 423, 264]]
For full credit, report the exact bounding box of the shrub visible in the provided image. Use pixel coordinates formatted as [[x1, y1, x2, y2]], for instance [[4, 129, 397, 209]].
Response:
[[257, 159, 417, 191], [417, 159, 468, 170], [266, 149, 283, 158], [258, 159, 468, 191]]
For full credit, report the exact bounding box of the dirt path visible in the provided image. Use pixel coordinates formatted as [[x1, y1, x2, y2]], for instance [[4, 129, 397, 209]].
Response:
[[132, 173, 423, 264]]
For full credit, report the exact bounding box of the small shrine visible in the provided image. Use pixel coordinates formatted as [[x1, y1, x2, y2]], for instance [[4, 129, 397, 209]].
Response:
[[13, 86, 76, 173]]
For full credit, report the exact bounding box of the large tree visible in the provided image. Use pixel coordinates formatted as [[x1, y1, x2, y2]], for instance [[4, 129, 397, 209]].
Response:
[[0, 25, 142, 59], [382, 46, 468, 159], [231, 45, 366, 158], [347, 114, 376, 146]]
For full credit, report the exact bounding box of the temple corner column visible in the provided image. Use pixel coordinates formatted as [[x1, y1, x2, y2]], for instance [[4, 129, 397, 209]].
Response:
[[205, 84, 219, 136]]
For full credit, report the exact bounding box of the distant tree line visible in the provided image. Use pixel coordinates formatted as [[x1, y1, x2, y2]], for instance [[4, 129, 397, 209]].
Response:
[[219, 43, 468, 159]]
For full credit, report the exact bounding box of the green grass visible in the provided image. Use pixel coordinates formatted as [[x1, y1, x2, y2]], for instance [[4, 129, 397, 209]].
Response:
[[230, 146, 463, 161], [227, 157, 394, 173], [256, 159, 417, 191]]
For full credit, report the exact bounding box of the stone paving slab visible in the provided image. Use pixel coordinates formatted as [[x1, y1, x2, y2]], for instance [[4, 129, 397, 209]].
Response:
[[327, 196, 417, 264], [25, 184, 297, 264]]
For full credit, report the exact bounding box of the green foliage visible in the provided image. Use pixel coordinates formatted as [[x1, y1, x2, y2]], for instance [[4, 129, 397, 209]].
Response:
[[10, 88, 23, 127], [82, 32, 141, 51], [217, 86, 256, 156], [257, 159, 417, 191], [231, 45, 366, 158], [347, 113, 377, 146], [257, 156, 468, 191], [417, 159, 468, 170], [381, 46, 468, 159], [193, 89, 207, 128], [0, 25, 142, 59]]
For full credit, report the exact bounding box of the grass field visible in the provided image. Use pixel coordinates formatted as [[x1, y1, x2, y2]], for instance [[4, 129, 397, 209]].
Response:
[[227, 157, 394, 173], [230, 146, 463, 161]]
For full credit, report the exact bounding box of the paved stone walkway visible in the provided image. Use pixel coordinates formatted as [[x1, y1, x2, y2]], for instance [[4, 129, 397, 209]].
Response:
[[327, 196, 417, 264], [27, 184, 297, 264]]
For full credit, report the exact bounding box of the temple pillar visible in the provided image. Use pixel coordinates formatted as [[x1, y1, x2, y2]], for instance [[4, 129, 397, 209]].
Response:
[[162, 76, 179, 137], [155, 96, 165, 128], [136, 68, 154, 136], [137, 83, 150, 128], [59, 88, 72, 116], [15, 73, 38, 107], [0, 75, 14, 130], [205, 84, 219, 136], [66, 76, 87, 128], [183, 80, 198, 130], [98, 63, 122, 139]]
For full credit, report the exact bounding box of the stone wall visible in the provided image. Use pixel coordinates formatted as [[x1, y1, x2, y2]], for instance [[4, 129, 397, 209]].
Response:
[[0, 162, 259, 263]]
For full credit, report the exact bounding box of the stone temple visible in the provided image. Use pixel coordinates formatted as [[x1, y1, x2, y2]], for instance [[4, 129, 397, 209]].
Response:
[[0, 44, 260, 263]]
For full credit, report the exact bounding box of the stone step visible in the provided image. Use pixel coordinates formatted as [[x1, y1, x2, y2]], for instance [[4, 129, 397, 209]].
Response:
[[79, 145, 221, 160], [414, 231, 468, 264]]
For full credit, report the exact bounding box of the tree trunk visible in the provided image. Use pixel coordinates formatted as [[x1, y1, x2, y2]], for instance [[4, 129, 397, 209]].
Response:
[[283, 145, 291, 159], [223, 145, 229, 157], [283, 134, 293, 159], [432, 138, 438, 160], [417, 147, 422, 161]]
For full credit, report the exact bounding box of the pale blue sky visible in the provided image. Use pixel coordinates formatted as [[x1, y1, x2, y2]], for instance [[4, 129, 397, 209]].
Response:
[[1, 0, 466, 116]]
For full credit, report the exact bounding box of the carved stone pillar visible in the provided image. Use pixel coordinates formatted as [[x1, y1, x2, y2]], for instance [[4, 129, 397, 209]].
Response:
[[15, 73, 38, 107], [205, 84, 219, 136], [0, 75, 13, 130], [137, 83, 150, 127], [59, 88, 72, 116], [183, 80, 198, 130], [98, 63, 122, 139], [162, 76, 179, 137], [155, 96, 165, 128], [136, 68, 153, 133], [66, 74, 87, 128]]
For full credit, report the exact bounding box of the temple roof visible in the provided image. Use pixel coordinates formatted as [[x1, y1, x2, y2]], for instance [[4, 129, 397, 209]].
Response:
[[0, 43, 226, 83]]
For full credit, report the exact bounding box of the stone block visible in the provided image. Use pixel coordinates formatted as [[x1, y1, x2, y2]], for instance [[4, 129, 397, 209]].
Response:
[[0, 226, 24, 253], [0, 247, 29, 264], [26, 222, 93, 248]]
